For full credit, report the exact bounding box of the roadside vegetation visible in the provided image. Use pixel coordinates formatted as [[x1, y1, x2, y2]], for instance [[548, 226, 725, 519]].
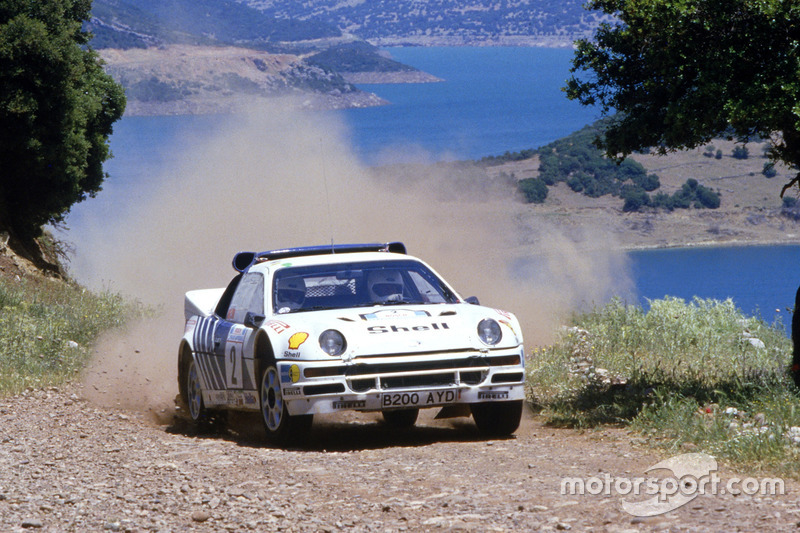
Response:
[[0, 276, 150, 396], [526, 297, 800, 475]]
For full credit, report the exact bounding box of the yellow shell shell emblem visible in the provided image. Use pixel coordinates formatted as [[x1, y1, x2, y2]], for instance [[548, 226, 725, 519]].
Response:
[[288, 332, 309, 350]]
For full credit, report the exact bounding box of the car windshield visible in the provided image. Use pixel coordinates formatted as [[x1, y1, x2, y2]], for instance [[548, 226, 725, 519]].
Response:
[[272, 259, 459, 314]]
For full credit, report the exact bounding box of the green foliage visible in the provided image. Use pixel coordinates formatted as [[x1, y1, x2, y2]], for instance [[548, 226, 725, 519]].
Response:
[[0, 0, 126, 240], [535, 122, 662, 202], [732, 145, 750, 160], [305, 41, 416, 73], [478, 148, 537, 166], [527, 297, 800, 470], [649, 179, 721, 210], [621, 188, 649, 212], [566, 0, 800, 196], [0, 277, 151, 395], [518, 177, 548, 204], [126, 76, 189, 102]]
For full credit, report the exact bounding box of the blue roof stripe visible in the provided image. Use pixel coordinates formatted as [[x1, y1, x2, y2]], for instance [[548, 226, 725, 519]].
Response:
[[232, 242, 406, 272]]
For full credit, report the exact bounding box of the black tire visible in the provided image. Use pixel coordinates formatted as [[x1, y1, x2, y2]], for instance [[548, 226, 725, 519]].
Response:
[[382, 408, 419, 428], [470, 400, 523, 436], [259, 363, 313, 445], [186, 359, 210, 426]]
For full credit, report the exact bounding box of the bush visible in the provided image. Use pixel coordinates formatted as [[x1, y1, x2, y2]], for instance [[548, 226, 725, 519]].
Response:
[[0, 278, 151, 395], [621, 188, 650, 212], [518, 177, 548, 204], [695, 185, 721, 208], [527, 297, 798, 471], [732, 145, 750, 159], [763, 162, 777, 178]]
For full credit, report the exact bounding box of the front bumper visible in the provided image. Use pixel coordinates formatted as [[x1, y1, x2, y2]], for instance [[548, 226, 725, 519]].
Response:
[[278, 346, 526, 416]]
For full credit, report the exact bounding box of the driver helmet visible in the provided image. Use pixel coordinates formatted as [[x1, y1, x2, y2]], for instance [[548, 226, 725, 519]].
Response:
[[276, 277, 305, 312], [367, 270, 404, 302]]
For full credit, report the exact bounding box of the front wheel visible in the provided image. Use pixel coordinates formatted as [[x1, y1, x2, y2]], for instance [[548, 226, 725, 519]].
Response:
[[260, 364, 312, 445], [470, 400, 523, 437]]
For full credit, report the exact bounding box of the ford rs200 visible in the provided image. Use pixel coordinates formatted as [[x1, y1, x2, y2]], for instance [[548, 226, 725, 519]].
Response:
[[178, 242, 526, 445]]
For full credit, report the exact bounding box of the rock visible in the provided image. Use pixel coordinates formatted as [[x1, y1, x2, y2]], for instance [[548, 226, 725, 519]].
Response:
[[746, 337, 766, 349], [191, 510, 211, 523], [21, 519, 43, 528]]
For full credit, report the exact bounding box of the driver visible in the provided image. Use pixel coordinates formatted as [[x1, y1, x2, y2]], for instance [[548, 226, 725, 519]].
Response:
[[367, 270, 404, 303]]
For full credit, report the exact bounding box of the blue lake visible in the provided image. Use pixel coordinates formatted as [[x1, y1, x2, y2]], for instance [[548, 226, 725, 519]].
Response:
[[342, 47, 600, 164], [69, 47, 799, 332]]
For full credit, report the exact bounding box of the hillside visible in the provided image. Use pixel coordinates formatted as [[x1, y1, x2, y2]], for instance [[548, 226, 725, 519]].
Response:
[[99, 46, 387, 115], [243, 0, 611, 46], [483, 137, 800, 250], [89, 0, 446, 114]]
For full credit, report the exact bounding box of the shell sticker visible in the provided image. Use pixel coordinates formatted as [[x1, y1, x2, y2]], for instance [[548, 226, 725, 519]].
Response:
[[288, 332, 309, 350]]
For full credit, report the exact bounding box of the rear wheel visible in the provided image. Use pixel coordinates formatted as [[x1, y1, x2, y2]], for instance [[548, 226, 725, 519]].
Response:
[[382, 408, 419, 428], [260, 364, 312, 445], [470, 400, 523, 436], [185, 359, 225, 433]]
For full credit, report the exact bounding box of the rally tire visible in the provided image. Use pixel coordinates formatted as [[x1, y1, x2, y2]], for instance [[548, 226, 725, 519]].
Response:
[[259, 364, 312, 445], [470, 400, 523, 436], [186, 359, 211, 426], [382, 408, 419, 429]]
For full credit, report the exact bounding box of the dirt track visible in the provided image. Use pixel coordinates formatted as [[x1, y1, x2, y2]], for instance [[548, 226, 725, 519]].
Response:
[[1, 385, 798, 532]]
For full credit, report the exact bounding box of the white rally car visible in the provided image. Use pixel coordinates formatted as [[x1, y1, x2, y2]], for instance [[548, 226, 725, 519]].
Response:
[[178, 242, 526, 444]]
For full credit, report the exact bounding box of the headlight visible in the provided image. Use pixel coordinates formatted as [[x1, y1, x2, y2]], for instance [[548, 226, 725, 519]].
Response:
[[319, 329, 346, 356], [477, 319, 502, 345]]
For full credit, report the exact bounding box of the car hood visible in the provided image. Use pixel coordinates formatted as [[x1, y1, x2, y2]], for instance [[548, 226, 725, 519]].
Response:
[[263, 303, 523, 361]]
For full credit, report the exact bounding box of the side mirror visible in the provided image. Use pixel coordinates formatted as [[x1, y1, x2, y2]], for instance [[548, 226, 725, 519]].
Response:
[[244, 312, 265, 328], [465, 296, 480, 305]]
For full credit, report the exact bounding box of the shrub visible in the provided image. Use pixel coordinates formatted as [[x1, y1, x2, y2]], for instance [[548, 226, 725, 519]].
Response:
[[732, 145, 750, 159], [621, 188, 650, 212], [518, 177, 548, 204], [763, 162, 777, 178], [527, 297, 799, 471]]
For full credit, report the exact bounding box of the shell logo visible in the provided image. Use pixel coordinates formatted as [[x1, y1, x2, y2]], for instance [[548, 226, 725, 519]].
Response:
[[288, 332, 309, 350]]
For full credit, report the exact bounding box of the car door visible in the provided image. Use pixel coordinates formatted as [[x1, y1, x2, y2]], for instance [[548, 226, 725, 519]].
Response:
[[219, 272, 264, 393]]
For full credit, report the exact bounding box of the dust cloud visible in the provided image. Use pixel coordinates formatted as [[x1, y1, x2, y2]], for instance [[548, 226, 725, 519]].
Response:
[[71, 98, 632, 419]]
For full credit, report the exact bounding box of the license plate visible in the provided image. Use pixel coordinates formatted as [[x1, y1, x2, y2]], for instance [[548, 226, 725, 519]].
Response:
[[381, 389, 461, 408]]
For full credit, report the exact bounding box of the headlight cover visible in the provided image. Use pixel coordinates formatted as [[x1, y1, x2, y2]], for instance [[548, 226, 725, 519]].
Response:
[[319, 329, 346, 356], [477, 319, 502, 345]]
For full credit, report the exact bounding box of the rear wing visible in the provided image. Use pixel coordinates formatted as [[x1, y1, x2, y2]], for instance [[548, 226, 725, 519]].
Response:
[[184, 288, 225, 321], [232, 241, 406, 273]]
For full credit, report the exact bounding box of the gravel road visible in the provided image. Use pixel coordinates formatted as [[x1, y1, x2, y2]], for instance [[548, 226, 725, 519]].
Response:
[[1, 384, 798, 532]]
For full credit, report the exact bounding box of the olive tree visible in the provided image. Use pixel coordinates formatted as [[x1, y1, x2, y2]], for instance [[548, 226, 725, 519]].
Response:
[[565, 0, 800, 196], [0, 0, 126, 240]]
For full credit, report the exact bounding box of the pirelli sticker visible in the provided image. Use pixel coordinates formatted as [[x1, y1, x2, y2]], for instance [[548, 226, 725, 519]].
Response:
[[477, 391, 509, 400], [333, 400, 366, 410]]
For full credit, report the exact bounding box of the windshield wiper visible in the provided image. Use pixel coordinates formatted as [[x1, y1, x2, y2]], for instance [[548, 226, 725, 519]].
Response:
[[380, 299, 425, 306]]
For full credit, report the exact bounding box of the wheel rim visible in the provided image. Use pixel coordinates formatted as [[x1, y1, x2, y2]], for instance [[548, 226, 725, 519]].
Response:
[[187, 361, 203, 420], [261, 367, 283, 431]]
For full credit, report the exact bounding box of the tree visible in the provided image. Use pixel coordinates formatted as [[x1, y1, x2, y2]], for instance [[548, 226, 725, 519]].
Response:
[[565, 0, 800, 196], [0, 0, 126, 240], [518, 177, 549, 204], [731, 145, 749, 160]]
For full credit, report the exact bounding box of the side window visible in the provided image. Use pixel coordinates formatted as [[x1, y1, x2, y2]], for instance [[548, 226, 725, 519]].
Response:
[[228, 272, 264, 323], [215, 274, 242, 319]]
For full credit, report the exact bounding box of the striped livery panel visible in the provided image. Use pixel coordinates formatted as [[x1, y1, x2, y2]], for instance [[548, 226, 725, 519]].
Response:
[[192, 317, 225, 391]]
